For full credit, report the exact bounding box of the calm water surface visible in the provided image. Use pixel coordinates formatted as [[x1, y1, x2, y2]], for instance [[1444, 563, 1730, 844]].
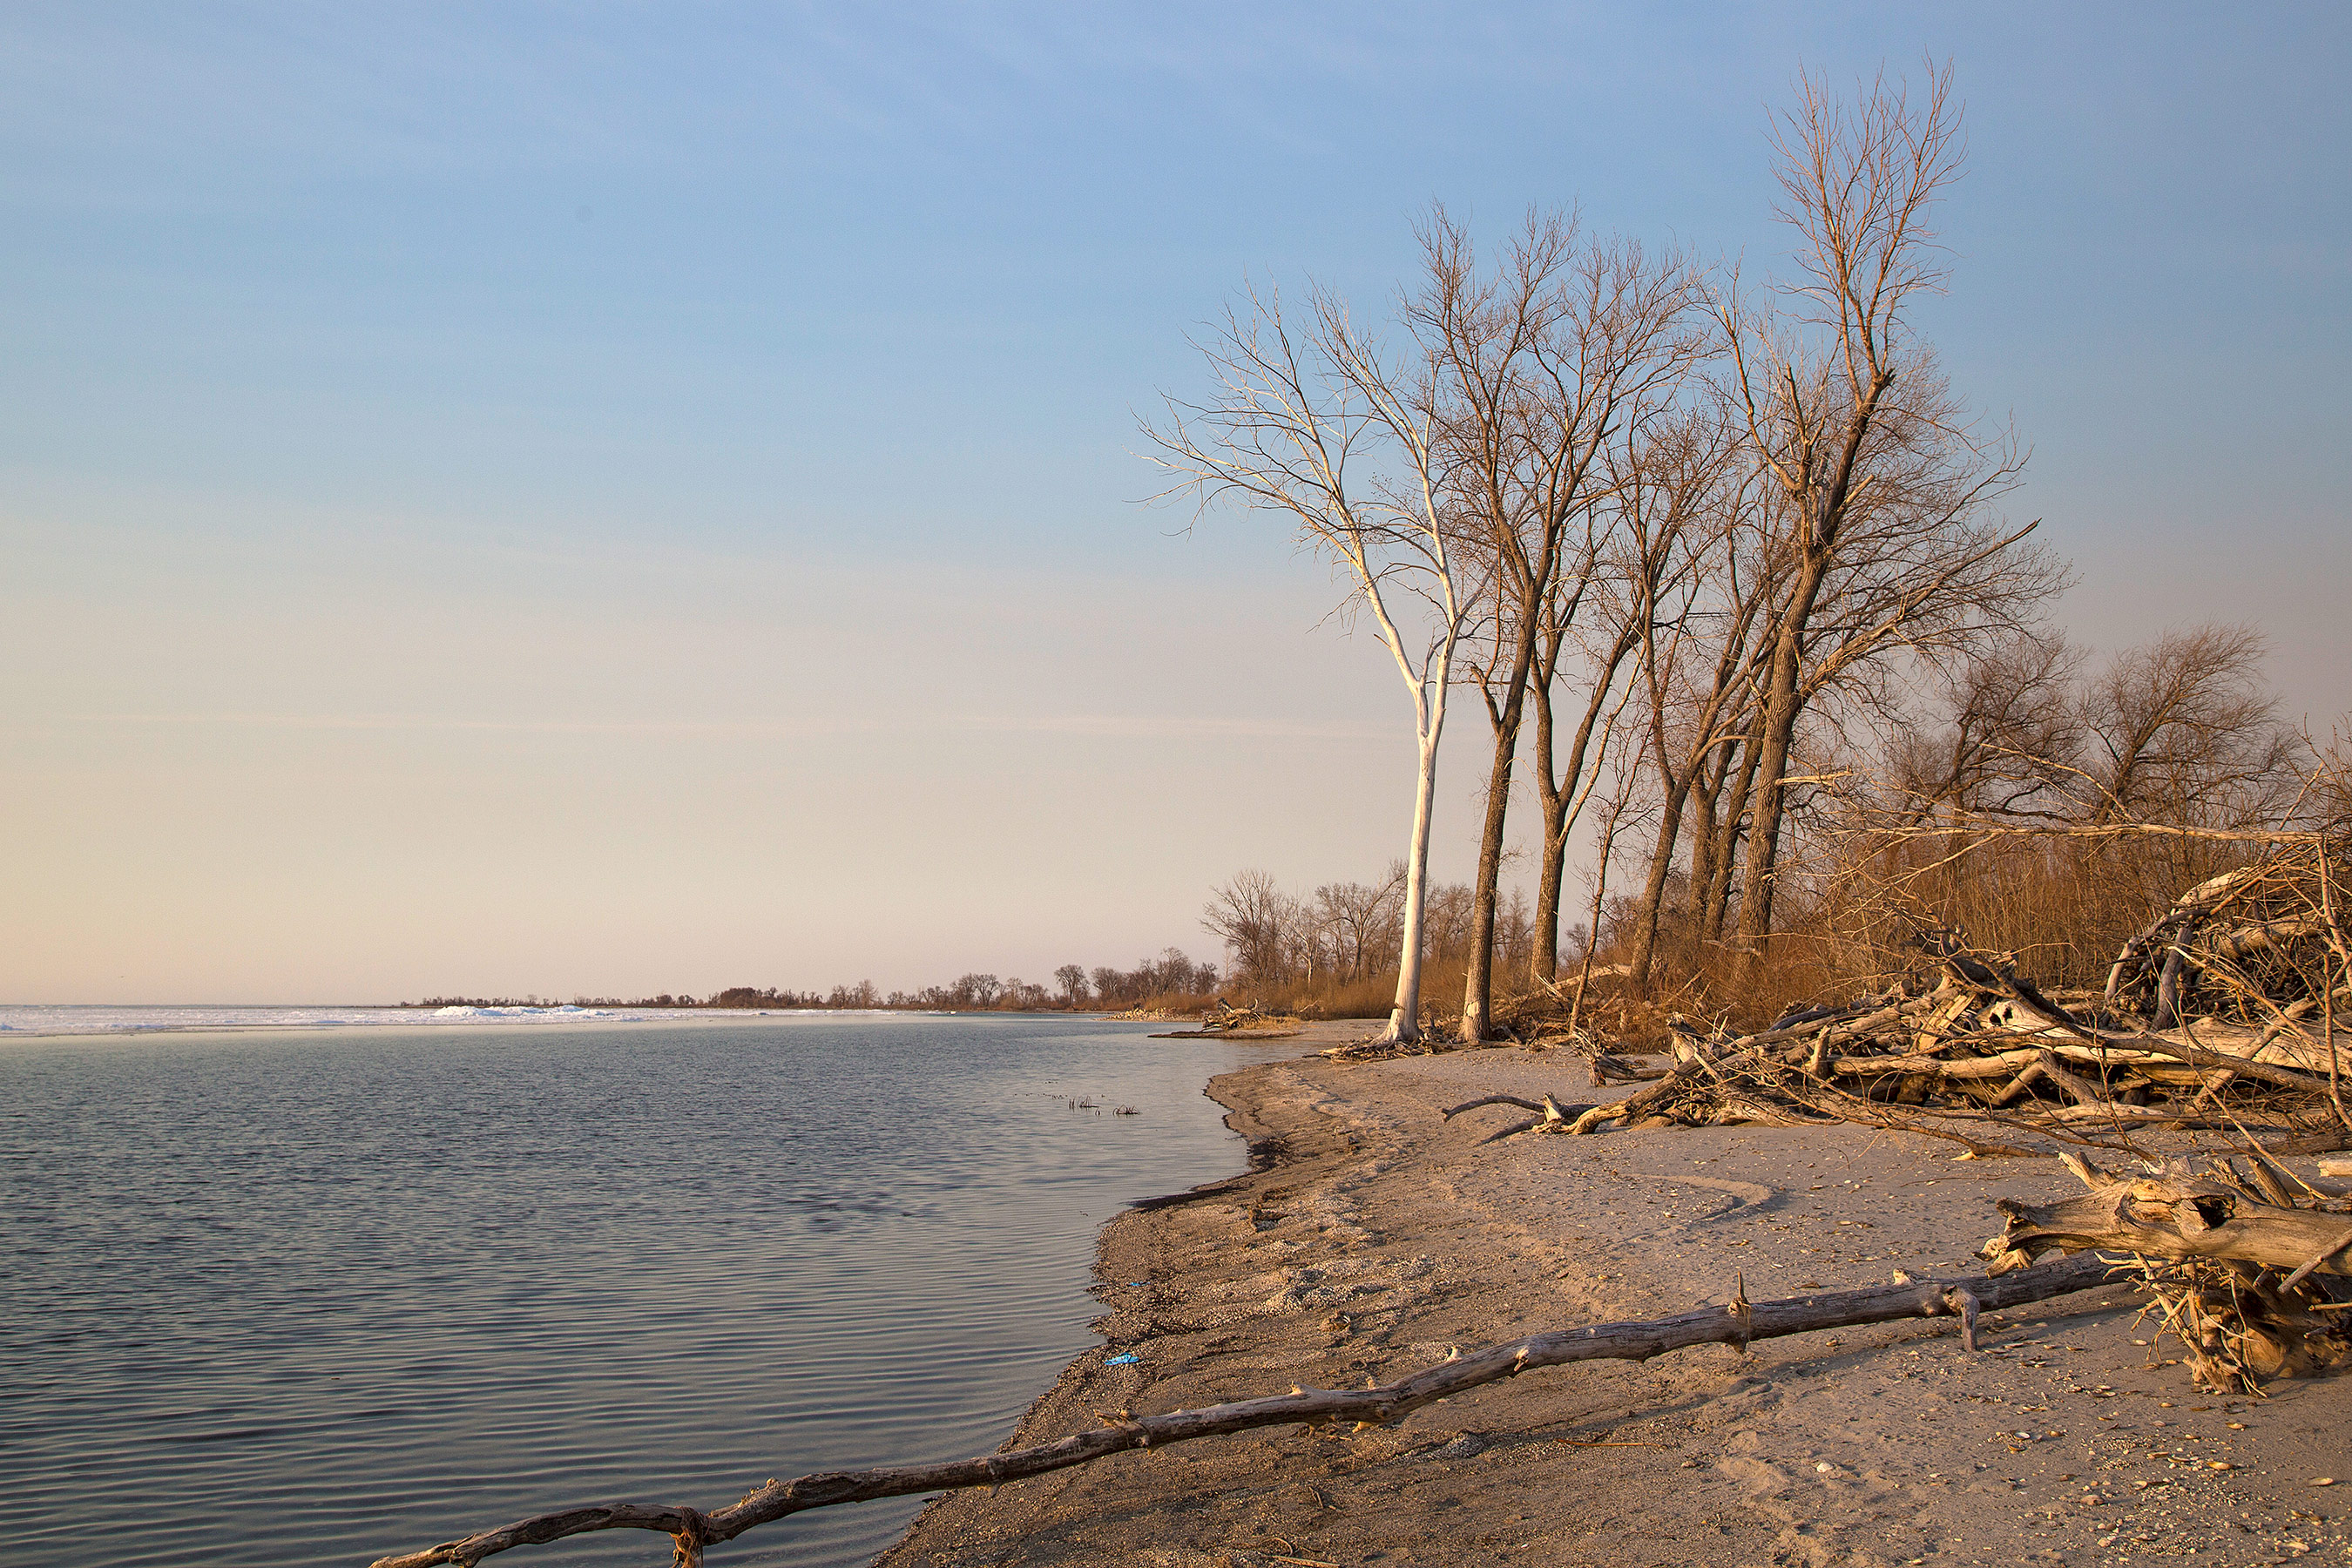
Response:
[[1, 1016, 1288, 1566]]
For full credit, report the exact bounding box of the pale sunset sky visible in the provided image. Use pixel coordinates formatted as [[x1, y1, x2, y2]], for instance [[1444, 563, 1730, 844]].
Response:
[[3, 3, 2346, 1001]]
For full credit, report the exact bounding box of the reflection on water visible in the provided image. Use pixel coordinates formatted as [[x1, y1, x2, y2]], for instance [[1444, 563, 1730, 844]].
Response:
[[1, 1017, 1283, 1566]]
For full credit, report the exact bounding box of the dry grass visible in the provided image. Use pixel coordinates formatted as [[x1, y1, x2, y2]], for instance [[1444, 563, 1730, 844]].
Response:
[[1129, 960, 1484, 1027], [1179, 818, 2320, 1043], [1246, 958, 1486, 1024], [1568, 829, 2273, 1037]]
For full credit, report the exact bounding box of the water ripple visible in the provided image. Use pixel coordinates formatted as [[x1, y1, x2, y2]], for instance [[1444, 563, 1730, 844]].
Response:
[[0, 1016, 1284, 1567]]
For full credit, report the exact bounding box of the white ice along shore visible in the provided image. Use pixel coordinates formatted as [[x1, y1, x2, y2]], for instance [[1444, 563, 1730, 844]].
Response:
[[429, 1004, 615, 1018], [0, 1003, 814, 1037]]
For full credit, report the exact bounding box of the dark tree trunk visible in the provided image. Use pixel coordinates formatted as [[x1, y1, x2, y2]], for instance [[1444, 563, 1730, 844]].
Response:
[[1734, 555, 1832, 971], [1626, 769, 1694, 991], [1530, 625, 1638, 981], [1531, 670, 1566, 982], [1462, 625, 1538, 1043], [1704, 730, 1761, 942], [1685, 751, 1721, 934]]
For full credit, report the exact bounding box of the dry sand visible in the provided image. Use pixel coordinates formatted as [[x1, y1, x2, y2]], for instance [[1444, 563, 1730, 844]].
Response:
[[880, 1029, 2350, 1568]]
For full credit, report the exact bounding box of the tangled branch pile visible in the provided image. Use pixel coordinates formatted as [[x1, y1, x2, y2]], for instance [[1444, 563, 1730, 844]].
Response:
[[1440, 844, 2351, 1153], [2105, 841, 2350, 1042], [1195, 999, 1296, 1034], [1984, 1148, 2352, 1393]]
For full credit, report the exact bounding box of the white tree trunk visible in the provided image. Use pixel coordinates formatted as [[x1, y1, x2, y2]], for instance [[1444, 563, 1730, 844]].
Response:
[[1379, 664, 1450, 1045]]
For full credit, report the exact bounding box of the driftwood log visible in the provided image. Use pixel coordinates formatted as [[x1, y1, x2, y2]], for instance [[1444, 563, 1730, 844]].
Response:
[[1440, 1092, 1596, 1143], [1983, 1149, 2352, 1390], [1985, 1152, 2352, 1282], [1149, 1000, 1306, 1040], [369, 1256, 2117, 1568]]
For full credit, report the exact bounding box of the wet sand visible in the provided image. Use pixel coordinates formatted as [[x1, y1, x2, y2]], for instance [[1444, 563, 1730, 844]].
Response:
[[880, 1031, 2351, 1568]]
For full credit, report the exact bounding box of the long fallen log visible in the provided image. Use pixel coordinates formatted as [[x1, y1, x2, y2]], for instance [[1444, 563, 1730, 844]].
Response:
[[369, 1255, 2119, 1568], [1829, 1045, 2200, 1082]]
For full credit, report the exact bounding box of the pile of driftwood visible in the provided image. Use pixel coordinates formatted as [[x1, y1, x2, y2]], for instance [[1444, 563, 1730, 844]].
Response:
[[1442, 849, 2351, 1155], [1148, 999, 1304, 1040], [1985, 1147, 2352, 1393], [2105, 851, 2347, 1038], [1198, 999, 1292, 1033]]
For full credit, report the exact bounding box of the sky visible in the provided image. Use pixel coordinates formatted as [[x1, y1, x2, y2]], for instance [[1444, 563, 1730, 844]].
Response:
[[3, 3, 2346, 1003]]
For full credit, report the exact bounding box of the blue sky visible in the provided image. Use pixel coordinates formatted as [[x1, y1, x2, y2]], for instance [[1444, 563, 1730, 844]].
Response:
[[4, 3, 2346, 1000]]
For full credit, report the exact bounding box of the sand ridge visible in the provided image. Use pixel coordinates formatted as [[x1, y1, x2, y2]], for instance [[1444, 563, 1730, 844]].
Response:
[[879, 1038, 2350, 1568]]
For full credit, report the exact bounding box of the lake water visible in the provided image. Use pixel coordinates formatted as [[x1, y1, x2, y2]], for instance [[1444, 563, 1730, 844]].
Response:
[[0, 1015, 1291, 1567]]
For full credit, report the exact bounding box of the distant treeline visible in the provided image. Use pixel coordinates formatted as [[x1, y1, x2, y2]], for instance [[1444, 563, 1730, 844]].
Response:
[[402, 951, 1219, 1014], [1202, 864, 1537, 991]]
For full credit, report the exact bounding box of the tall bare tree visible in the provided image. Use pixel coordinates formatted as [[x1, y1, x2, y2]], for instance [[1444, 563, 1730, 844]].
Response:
[[1612, 404, 1771, 990], [1717, 62, 2053, 972], [1526, 518, 1646, 978], [1419, 211, 1701, 1037], [1148, 280, 1486, 1044]]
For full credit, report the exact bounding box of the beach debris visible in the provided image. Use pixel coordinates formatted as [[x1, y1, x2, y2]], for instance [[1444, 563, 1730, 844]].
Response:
[[366, 1255, 2116, 1568], [1440, 853, 2352, 1154], [1981, 1147, 2352, 1393], [1150, 999, 1306, 1039], [1104, 1351, 1141, 1365], [1202, 997, 1278, 1032], [1438, 1092, 1593, 1144]]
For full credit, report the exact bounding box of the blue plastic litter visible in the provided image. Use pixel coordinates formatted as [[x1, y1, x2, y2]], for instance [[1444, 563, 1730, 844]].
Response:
[[1127, 1281, 1146, 1287], [1105, 1351, 1141, 1365]]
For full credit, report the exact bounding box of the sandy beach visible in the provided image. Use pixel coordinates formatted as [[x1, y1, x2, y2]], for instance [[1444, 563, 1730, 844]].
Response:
[[882, 1029, 2351, 1568]]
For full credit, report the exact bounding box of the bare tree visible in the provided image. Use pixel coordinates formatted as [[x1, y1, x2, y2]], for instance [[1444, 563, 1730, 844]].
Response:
[[1563, 710, 1651, 1031], [1693, 679, 1769, 944], [1526, 524, 1648, 977], [1315, 867, 1408, 979], [1200, 869, 1294, 989], [1427, 209, 1704, 1040], [1421, 881, 1477, 963], [1886, 627, 2085, 827], [1716, 62, 2056, 972], [2080, 625, 2303, 829], [1148, 278, 1488, 1044], [1612, 404, 1772, 990]]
